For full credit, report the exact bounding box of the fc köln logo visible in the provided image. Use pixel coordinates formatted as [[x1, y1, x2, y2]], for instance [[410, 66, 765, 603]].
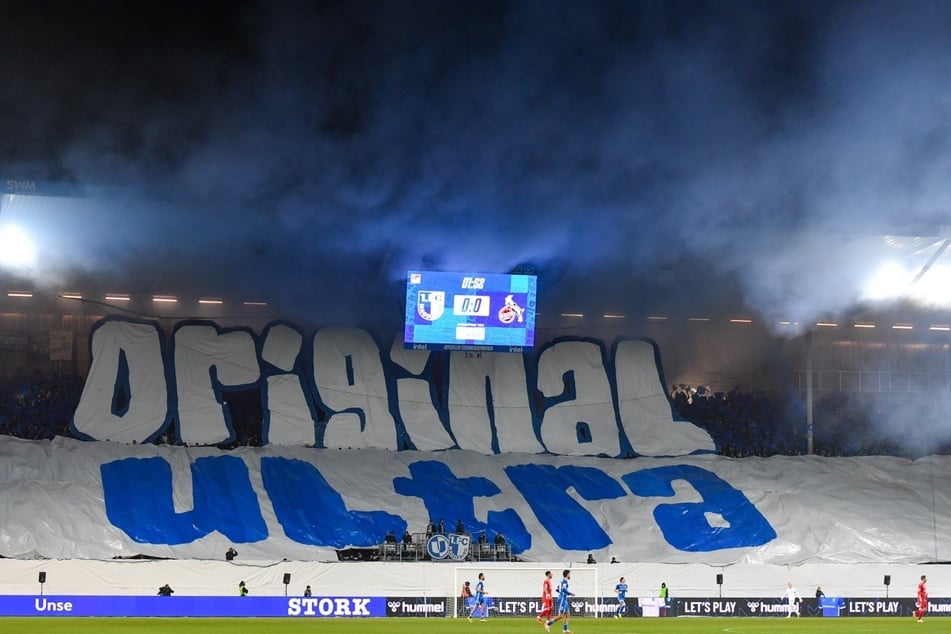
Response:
[[497, 294, 525, 324]]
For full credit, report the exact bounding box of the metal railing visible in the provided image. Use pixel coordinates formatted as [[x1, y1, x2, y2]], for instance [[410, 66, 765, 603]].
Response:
[[377, 532, 513, 562]]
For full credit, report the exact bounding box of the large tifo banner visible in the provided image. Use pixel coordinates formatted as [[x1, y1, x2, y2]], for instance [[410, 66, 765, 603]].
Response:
[[0, 315, 948, 563], [2, 434, 949, 562], [71, 317, 716, 455]]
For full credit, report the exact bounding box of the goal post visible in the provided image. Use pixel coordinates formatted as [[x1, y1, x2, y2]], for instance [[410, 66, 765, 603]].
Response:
[[451, 565, 601, 619]]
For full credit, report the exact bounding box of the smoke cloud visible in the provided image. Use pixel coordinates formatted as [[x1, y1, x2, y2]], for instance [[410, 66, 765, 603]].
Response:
[[3, 1, 951, 329], [3, 1, 951, 456]]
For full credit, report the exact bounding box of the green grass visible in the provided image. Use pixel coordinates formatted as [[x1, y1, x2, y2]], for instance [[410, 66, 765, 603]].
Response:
[[0, 616, 929, 633]]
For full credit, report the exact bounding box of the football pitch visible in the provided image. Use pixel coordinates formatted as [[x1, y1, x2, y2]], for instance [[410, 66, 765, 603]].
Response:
[[0, 617, 926, 633]]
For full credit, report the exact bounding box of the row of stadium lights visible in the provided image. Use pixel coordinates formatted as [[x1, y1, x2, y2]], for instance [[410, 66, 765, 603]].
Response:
[[5, 290, 268, 307], [552, 312, 951, 332], [5, 291, 949, 331]]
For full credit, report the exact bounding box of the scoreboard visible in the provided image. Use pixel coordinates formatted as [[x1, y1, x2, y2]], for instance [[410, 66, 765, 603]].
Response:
[[404, 270, 537, 352]]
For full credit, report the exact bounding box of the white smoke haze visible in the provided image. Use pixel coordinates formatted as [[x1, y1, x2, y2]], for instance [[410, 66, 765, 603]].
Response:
[[2, 1, 951, 452]]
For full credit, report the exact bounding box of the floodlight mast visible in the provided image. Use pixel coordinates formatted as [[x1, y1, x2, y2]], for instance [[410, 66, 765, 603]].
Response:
[[909, 238, 951, 287], [806, 330, 813, 456]]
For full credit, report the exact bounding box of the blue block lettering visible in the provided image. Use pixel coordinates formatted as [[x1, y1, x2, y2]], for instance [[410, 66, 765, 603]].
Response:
[[622, 464, 776, 551], [261, 457, 405, 547], [101, 456, 267, 544], [393, 460, 530, 552], [505, 464, 626, 550]]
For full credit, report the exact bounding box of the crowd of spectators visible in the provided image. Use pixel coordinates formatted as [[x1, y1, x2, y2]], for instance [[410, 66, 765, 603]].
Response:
[[671, 385, 808, 458], [1, 371, 949, 458], [670, 384, 951, 458], [0, 372, 83, 441]]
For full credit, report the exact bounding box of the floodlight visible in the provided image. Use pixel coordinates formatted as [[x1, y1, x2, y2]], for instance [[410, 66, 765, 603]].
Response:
[[0, 224, 35, 267]]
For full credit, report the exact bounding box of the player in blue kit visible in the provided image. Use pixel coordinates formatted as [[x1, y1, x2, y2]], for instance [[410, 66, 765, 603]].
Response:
[[614, 577, 628, 618], [468, 572, 488, 621], [545, 569, 574, 633]]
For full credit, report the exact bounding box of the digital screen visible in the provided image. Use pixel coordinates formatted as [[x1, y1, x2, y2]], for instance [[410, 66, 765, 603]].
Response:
[[404, 270, 537, 352], [2, 595, 387, 617]]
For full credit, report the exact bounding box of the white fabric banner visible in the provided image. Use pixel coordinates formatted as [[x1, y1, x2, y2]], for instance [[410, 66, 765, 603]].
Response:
[[0, 435, 947, 565]]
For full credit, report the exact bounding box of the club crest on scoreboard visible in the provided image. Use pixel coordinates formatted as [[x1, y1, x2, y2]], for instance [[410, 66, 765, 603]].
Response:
[[416, 291, 445, 321]]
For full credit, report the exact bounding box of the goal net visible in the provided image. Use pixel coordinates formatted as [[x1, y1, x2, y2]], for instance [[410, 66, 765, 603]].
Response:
[[451, 565, 602, 619]]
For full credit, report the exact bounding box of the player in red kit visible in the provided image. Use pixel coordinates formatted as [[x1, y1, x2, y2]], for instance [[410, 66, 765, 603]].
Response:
[[914, 574, 928, 622], [536, 570, 553, 624]]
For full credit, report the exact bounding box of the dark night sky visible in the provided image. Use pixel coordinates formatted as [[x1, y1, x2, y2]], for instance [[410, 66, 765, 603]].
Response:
[[2, 0, 951, 330]]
